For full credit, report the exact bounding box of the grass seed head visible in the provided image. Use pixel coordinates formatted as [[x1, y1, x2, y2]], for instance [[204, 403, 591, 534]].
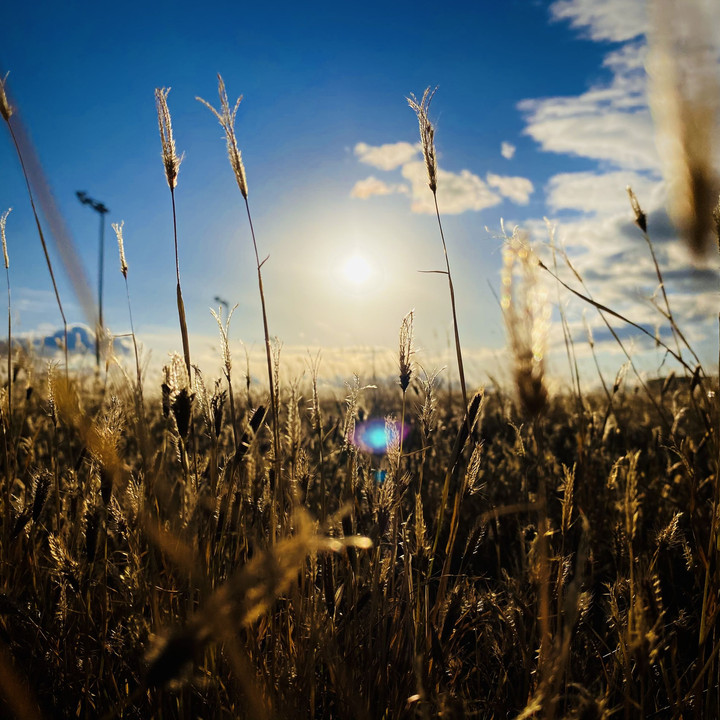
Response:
[[112, 221, 128, 278], [211, 304, 237, 379], [210, 382, 226, 439], [407, 86, 438, 193], [31, 469, 52, 522], [418, 366, 441, 439], [626, 186, 647, 234], [197, 74, 248, 198], [162, 354, 194, 435], [0, 207, 11, 269], [172, 387, 194, 440], [0, 73, 13, 122], [155, 87, 183, 189], [47, 363, 58, 427], [398, 309, 414, 392]]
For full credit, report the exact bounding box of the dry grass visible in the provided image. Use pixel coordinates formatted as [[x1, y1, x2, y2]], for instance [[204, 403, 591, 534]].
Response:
[[0, 69, 719, 720]]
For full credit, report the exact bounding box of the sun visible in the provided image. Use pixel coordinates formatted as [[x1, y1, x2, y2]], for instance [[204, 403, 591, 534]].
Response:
[[341, 253, 373, 286]]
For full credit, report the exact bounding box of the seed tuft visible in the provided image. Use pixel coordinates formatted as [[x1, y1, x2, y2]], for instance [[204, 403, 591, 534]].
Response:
[[398, 309, 414, 392], [0, 208, 11, 269], [155, 87, 184, 189], [197, 75, 248, 198], [0, 73, 13, 122], [407, 87, 438, 192]]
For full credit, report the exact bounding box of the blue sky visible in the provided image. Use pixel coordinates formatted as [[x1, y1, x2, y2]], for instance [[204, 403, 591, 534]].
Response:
[[1, 0, 719, 388]]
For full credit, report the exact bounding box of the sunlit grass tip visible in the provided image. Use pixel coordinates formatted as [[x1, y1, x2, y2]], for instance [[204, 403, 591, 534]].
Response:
[[407, 86, 438, 192], [155, 87, 184, 189], [196, 74, 248, 199], [0, 73, 13, 122], [112, 220, 128, 278]]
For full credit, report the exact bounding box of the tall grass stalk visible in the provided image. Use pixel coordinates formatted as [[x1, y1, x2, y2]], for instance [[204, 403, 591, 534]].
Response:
[[408, 87, 469, 420], [0, 208, 10, 550], [0, 74, 68, 376], [627, 186, 704, 372], [155, 87, 191, 379], [111, 222, 147, 450], [211, 304, 238, 447], [197, 75, 282, 512], [1, 209, 11, 433]]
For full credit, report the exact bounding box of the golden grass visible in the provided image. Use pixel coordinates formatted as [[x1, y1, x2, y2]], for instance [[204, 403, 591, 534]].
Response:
[[0, 66, 718, 720]]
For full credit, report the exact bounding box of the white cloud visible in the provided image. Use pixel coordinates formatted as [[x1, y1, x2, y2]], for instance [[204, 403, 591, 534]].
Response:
[[518, 36, 660, 172], [518, 102, 658, 172], [506, 0, 720, 375], [486, 173, 534, 205], [546, 171, 662, 216], [401, 161, 502, 215], [501, 142, 516, 159], [549, 0, 647, 43], [350, 176, 409, 199], [354, 141, 419, 171]]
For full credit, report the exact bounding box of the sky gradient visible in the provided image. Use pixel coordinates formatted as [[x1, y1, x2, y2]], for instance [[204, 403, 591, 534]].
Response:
[[1, 0, 719, 389]]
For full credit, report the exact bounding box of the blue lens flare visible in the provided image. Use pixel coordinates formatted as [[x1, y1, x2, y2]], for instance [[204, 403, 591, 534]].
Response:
[[354, 418, 411, 454]]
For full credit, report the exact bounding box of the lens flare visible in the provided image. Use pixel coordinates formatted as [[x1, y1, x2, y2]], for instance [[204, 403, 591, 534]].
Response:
[[354, 418, 410, 454]]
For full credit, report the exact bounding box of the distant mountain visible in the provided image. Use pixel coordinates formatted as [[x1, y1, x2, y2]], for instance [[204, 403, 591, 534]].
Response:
[[3, 324, 133, 358]]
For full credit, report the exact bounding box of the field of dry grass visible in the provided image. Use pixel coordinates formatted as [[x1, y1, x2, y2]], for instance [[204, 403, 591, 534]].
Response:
[[1, 67, 720, 720], [0, 351, 716, 720]]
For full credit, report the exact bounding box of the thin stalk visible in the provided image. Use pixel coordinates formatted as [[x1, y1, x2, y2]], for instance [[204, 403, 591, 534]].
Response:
[[427, 391, 482, 583], [243, 196, 282, 512], [170, 187, 191, 379], [167, 189, 199, 488], [96, 210, 105, 371], [125, 280, 143, 405], [4, 265, 10, 437], [124, 277, 147, 445], [2, 256, 11, 543], [639, 221, 703, 371], [226, 373, 238, 448], [432, 192, 468, 418], [309, 354, 327, 523], [196, 75, 282, 517], [5, 122, 68, 375]]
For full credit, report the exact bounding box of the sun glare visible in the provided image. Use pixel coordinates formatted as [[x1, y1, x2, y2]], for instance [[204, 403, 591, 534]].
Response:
[[342, 253, 373, 286]]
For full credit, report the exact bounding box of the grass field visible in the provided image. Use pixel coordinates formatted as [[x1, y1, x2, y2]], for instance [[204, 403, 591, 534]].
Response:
[[1, 68, 720, 720]]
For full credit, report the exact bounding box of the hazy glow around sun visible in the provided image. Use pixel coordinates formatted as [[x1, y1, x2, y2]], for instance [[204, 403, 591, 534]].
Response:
[[342, 254, 373, 286]]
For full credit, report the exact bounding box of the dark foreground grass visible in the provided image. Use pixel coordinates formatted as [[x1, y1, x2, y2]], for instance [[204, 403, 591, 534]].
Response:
[[0, 359, 717, 720]]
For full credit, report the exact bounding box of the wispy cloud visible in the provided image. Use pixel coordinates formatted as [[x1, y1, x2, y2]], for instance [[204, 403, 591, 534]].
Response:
[[501, 142, 516, 159], [517, 0, 720, 373], [351, 142, 533, 214], [350, 176, 409, 199], [549, 0, 647, 42], [401, 161, 502, 214], [486, 173, 534, 205], [518, 39, 659, 172], [354, 141, 419, 171], [546, 171, 660, 216]]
